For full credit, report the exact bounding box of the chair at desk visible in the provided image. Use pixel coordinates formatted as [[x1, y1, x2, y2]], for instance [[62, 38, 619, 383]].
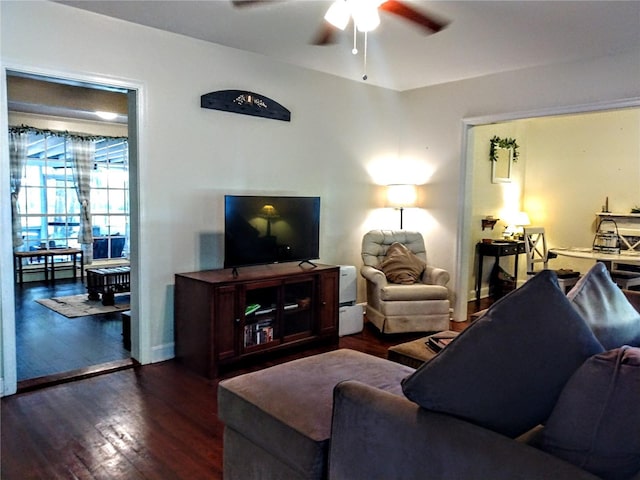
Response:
[[523, 227, 580, 292], [610, 263, 640, 290]]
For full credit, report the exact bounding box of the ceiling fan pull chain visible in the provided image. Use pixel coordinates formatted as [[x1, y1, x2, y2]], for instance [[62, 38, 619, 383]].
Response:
[[352, 22, 358, 55], [362, 31, 368, 80]]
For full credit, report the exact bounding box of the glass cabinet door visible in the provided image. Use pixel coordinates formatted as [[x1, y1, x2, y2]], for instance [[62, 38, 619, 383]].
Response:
[[282, 279, 314, 339], [242, 283, 279, 351]]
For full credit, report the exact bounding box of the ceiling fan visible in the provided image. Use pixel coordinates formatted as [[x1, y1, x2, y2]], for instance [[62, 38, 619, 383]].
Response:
[[232, 0, 449, 44], [315, 0, 448, 45], [232, 0, 449, 80]]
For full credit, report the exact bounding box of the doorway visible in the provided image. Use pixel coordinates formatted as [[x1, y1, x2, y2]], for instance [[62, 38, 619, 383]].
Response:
[[6, 71, 138, 389], [454, 99, 640, 322]]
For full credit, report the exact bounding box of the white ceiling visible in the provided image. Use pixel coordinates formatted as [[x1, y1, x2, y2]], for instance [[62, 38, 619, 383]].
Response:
[[57, 0, 640, 91]]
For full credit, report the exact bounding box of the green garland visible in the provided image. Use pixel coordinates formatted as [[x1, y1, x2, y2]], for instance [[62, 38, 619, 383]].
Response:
[[489, 136, 519, 163], [9, 124, 127, 142]]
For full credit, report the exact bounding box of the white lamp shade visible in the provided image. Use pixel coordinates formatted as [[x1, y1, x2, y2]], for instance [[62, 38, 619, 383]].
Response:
[[352, 3, 380, 32], [513, 211, 531, 226], [324, 0, 350, 30], [387, 184, 417, 208]]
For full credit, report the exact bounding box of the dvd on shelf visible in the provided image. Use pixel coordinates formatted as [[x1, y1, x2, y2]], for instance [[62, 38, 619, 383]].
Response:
[[244, 320, 274, 347]]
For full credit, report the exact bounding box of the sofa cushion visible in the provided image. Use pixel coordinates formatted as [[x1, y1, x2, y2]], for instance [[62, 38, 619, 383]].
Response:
[[218, 349, 414, 479], [378, 242, 425, 284], [567, 262, 640, 349], [401, 270, 604, 438], [538, 346, 640, 480]]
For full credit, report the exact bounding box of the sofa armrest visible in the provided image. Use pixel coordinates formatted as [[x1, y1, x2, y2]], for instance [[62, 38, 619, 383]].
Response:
[[329, 381, 600, 480], [361, 265, 388, 287], [423, 265, 450, 286]]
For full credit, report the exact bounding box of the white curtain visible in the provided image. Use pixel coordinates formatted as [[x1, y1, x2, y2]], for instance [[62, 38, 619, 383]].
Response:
[[70, 138, 95, 262], [122, 141, 131, 259], [9, 131, 28, 249]]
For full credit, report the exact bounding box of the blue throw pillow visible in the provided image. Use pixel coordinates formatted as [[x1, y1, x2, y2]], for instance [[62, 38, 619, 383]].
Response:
[[567, 262, 640, 349], [402, 270, 604, 438], [539, 346, 640, 480]]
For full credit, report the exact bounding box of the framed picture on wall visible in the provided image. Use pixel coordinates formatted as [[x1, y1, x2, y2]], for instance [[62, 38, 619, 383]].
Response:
[[491, 147, 513, 183]]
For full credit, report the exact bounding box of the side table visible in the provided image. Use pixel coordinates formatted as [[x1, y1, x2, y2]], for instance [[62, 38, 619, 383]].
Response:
[[476, 240, 525, 304], [387, 331, 459, 369], [86, 265, 131, 306]]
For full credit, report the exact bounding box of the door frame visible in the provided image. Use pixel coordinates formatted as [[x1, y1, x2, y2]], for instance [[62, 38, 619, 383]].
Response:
[[0, 63, 147, 396]]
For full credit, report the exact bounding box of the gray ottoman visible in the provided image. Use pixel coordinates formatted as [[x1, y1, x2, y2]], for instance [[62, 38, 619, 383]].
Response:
[[218, 349, 414, 480]]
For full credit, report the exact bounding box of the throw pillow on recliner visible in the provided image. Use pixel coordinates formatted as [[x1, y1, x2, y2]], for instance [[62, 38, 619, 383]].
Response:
[[538, 346, 640, 480], [401, 270, 604, 438], [378, 242, 425, 285]]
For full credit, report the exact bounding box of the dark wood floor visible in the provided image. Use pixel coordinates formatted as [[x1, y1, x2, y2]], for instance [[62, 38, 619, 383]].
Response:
[[15, 279, 131, 384], [2, 304, 486, 480]]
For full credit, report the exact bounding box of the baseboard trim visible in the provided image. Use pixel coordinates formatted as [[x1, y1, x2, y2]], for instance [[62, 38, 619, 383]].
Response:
[[151, 342, 174, 363]]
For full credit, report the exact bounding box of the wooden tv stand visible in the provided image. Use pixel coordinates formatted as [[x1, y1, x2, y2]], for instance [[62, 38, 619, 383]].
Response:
[[174, 263, 339, 378]]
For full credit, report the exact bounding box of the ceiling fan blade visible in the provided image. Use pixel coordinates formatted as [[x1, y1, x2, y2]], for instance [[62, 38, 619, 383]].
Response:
[[380, 0, 449, 33], [311, 21, 339, 46]]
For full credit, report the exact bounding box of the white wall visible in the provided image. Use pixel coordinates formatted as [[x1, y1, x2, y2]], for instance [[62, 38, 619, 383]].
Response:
[[523, 108, 640, 270], [469, 121, 528, 299], [1, 1, 639, 394]]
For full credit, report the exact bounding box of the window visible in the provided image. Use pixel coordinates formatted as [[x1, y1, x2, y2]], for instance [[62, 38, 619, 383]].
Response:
[[90, 139, 129, 259], [15, 131, 129, 262]]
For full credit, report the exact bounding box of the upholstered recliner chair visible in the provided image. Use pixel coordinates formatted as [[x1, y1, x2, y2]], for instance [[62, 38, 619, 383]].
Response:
[[361, 230, 450, 334]]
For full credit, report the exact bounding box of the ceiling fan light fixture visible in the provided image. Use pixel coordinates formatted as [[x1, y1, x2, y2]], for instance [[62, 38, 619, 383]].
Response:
[[352, 2, 380, 32], [325, 0, 350, 30]]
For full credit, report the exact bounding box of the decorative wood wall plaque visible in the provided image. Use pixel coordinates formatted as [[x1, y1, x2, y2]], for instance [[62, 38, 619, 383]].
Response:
[[201, 90, 291, 122]]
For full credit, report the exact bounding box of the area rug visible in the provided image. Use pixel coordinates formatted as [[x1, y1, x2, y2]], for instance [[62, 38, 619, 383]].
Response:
[[36, 293, 130, 318]]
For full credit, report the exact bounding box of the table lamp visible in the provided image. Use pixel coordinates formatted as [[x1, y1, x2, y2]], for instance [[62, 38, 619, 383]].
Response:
[[512, 211, 531, 239]]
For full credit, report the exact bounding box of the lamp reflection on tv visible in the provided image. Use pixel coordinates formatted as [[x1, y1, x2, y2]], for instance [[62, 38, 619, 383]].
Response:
[[259, 204, 280, 237]]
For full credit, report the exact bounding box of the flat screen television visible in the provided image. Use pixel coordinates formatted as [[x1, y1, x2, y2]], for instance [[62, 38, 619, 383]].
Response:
[[224, 195, 320, 269]]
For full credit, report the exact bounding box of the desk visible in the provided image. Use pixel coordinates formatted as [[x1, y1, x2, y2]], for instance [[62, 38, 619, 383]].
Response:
[[476, 240, 525, 303], [550, 247, 640, 270], [13, 248, 84, 285]]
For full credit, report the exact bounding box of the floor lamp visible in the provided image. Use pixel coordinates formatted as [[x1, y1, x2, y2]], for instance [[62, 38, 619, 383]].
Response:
[[387, 184, 417, 229]]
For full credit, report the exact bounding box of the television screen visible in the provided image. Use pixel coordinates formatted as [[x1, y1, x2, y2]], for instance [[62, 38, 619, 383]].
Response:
[[224, 195, 320, 268]]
